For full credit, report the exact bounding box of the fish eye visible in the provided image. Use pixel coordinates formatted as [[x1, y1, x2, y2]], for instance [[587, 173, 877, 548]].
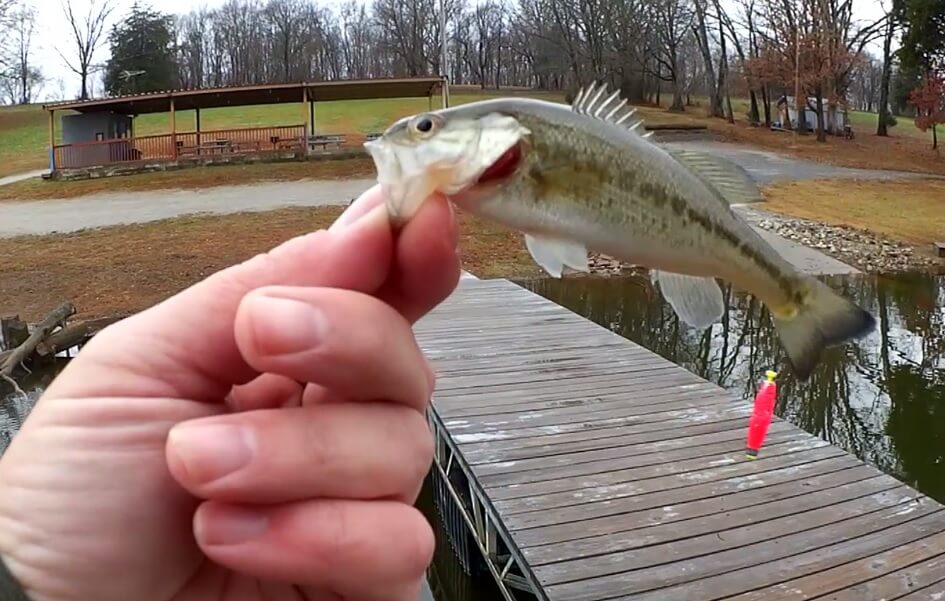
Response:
[[410, 114, 440, 137]]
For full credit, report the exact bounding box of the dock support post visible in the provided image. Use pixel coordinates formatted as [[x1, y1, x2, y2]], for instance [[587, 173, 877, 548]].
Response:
[[427, 408, 546, 601]]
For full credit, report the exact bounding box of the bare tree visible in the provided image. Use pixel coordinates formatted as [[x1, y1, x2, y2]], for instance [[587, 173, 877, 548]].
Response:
[[653, 0, 695, 111], [58, 0, 115, 99], [3, 3, 42, 104]]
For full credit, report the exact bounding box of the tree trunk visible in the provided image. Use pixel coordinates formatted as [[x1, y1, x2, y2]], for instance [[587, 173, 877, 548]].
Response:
[[815, 90, 826, 142], [748, 89, 760, 124], [761, 85, 772, 126], [877, 13, 895, 136]]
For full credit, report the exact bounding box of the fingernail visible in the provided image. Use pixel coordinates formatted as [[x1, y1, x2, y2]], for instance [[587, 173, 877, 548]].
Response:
[[168, 423, 255, 484], [247, 295, 330, 356], [197, 505, 269, 546], [446, 201, 460, 252]]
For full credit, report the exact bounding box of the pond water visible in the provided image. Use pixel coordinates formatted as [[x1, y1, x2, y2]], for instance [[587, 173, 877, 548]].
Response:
[[519, 271, 945, 504], [1, 271, 943, 601]]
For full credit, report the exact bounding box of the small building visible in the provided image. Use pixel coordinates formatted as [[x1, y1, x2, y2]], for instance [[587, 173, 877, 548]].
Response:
[[774, 95, 849, 133], [41, 77, 448, 178]]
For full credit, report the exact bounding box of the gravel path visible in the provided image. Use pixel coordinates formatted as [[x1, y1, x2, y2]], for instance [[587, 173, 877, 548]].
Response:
[[0, 178, 376, 237]]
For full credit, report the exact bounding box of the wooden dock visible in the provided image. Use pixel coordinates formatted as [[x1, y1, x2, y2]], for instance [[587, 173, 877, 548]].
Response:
[[415, 277, 945, 601]]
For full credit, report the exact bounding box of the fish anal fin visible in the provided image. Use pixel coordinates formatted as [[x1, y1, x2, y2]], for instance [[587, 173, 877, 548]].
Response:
[[571, 81, 648, 138], [652, 270, 725, 329], [524, 234, 589, 278], [665, 148, 762, 206]]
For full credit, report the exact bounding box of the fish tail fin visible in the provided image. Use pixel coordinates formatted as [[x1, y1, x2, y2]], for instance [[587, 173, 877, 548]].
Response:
[[771, 276, 876, 381]]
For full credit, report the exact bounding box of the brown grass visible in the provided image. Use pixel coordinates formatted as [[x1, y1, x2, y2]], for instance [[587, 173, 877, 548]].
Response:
[[0, 158, 377, 202], [759, 178, 945, 246], [0, 206, 537, 322], [709, 121, 945, 176]]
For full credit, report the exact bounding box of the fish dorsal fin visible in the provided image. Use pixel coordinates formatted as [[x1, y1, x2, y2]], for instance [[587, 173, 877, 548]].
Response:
[[665, 148, 762, 206], [572, 81, 652, 138], [651, 270, 725, 329], [524, 233, 589, 278]]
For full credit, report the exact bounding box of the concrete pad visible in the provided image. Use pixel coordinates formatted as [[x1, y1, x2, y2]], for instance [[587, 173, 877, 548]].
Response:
[[0, 170, 45, 187], [662, 140, 935, 186]]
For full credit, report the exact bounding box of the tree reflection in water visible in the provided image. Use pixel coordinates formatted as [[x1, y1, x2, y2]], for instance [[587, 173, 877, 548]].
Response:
[[520, 272, 945, 504]]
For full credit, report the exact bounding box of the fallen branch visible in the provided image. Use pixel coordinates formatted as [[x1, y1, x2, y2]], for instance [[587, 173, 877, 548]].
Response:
[[0, 302, 75, 379], [1, 374, 27, 402], [35, 317, 122, 357]]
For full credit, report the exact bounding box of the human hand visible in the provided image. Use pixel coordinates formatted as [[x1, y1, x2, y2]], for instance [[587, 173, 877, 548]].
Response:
[[0, 185, 461, 601]]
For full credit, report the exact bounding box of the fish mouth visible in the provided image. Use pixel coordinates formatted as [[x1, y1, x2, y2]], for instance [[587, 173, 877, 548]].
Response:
[[363, 133, 524, 225], [475, 141, 524, 185]]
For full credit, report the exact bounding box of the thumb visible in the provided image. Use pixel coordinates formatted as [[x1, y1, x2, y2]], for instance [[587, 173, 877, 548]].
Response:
[[44, 191, 394, 405]]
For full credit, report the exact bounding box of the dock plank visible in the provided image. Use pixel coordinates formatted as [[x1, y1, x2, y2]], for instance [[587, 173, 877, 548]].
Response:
[[414, 278, 945, 601]]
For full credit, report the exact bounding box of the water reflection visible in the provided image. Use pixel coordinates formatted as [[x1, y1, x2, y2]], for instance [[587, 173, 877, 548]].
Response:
[[0, 359, 67, 454], [415, 480, 508, 601], [520, 272, 945, 503]]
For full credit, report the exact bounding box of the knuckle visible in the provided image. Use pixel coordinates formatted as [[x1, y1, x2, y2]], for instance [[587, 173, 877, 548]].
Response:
[[401, 510, 435, 576], [318, 500, 371, 569], [400, 410, 435, 485]]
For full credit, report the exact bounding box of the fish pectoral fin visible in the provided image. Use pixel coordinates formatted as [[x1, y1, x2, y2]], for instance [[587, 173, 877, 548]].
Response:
[[664, 149, 762, 206], [652, 270, 725, 329], [524, 234, 589, 278]]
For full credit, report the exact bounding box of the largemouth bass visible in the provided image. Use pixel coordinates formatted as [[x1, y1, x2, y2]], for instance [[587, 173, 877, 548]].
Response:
[[363, 82, 876, 380]]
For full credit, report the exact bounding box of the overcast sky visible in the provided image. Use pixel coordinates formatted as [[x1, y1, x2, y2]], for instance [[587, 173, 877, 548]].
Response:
[[31, 0, 894, 102]]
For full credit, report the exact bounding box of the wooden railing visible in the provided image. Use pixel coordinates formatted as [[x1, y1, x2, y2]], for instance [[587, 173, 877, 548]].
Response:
[[53, 125, 308, 170]]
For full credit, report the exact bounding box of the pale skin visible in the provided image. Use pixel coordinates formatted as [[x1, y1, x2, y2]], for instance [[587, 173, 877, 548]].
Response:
[[0, 185, 461, 601]]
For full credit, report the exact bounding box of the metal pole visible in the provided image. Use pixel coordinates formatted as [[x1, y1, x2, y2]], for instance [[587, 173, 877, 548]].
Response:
[[793, 0, 800, 145], [440, 0, 450, 108]]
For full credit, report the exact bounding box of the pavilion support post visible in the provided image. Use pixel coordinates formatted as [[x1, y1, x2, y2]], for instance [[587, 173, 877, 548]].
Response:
[[309, 101, 315, 136], [170, 98, 177, 159], [195, 108, 202, 153], [47, 109, 56, 173], [302, 87, 311, 156]]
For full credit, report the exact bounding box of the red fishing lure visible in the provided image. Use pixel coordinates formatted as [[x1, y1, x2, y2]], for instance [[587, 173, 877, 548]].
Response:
[[746, 370, 778, 459]]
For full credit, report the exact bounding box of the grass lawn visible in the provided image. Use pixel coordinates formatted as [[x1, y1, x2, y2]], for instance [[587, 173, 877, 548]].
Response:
[[0, 205, 539, 322], [760, 178, 945, 248], [2, 84, 943, 190]]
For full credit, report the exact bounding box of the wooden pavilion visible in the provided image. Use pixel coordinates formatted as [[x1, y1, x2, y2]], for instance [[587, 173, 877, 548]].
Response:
[[41, 76, 447, 175]]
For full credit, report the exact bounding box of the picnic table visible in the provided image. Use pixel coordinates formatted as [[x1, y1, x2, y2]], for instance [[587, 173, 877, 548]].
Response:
[[308, 134, 347, 150]]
